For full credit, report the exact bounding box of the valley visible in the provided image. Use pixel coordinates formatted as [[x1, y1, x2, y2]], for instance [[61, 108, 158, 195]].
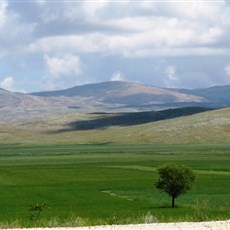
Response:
[[0, 81, 229, 228]]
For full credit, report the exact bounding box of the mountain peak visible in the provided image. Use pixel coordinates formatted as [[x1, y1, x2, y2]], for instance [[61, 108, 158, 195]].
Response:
[[30, 81, 204, 105]]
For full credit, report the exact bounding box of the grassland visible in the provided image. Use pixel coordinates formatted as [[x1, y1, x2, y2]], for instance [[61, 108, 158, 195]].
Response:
[[0, 107, 230, 145], [0, 144, 229, 227], [0, 108, 229, 227]]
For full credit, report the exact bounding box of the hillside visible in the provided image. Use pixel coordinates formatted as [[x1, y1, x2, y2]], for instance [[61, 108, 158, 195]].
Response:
[[1, 81, 230, 123], [0, 81, 206, 123], [31, 81, 230, 108], [0, 107, 229, 145], [31, 81, 205, 106], [176, 84, 230, 108], [0, 88, 48, 107]]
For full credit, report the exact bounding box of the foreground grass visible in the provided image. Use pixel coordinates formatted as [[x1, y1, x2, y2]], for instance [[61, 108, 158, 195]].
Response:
[[0, 144, 229, 227]]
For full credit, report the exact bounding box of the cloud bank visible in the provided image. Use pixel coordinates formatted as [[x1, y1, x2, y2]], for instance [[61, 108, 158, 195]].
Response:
[[0, 1, 230, 91]]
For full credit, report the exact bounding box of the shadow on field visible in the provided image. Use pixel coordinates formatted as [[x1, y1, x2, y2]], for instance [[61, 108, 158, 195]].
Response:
[[56, 107, 212, 132]]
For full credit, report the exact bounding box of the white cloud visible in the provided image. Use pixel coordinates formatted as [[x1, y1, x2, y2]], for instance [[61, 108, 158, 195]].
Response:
[[225, 65, 230, 77], [43, 54, 84, 90], [0, 1, 7, 27], [28, 34, 107, 54], [111, 71, 125, 81], [0, 0, 222, 64], [83, 0, 108, 21], [1, 1, 230, 91], [166, 66, 177, 81], [160, 2, 223, 21], [4, 1, 230, 58], [0, 76, 15, 91], [164, 65, 179, 88], [26, 10, 226, 58], [107, 15, 224, 52], [44, 54, 82, 77]]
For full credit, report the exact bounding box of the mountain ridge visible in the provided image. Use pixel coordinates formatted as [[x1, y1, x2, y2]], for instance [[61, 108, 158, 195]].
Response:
[[30, 80, 206, 106], [30, 80, 230, 109], [1, 81, 230, 123]]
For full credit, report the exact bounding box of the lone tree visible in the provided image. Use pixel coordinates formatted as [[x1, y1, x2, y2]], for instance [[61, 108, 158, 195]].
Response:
[[155, 163, 195, 208]]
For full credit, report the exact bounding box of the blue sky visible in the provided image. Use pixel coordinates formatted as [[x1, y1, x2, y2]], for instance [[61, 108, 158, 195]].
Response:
[[1, 0, 230, 92]]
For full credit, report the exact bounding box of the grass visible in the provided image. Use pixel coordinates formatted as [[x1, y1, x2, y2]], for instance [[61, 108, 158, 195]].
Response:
[[0, 144, 229, 227], [0, 107, 230, 145]]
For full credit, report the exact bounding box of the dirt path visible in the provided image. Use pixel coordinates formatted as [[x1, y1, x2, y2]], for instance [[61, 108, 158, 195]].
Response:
[[7, 220, 230, 230]]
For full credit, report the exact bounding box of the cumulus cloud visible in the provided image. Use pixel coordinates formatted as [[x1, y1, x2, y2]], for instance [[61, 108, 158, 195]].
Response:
[[4, 1, 230, 59], [0, 1, 7, 27], [0, 76, 15, 91], [111, 71, 125, 81], [26, 10, 227, 59], [43, 54, 84, 90], [44, 54, 82, 77], [164, 65, 179, 88], [166, 66, 178, 81], [1, 1, 230, 91]]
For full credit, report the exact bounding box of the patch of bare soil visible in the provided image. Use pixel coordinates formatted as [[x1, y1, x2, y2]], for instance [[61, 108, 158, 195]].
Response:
[[7, 220, 230, 230]]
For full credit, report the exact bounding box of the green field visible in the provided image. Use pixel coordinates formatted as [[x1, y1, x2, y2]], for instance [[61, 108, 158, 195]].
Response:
[[0, 144, 229, 227]]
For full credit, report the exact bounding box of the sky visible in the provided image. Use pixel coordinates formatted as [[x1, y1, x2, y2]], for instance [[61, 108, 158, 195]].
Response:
[[1, 0, 230, 92]]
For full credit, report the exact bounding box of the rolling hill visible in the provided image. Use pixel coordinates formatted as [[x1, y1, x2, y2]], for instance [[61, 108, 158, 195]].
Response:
[[0, 88, 48, 107], [31, 81, 205, 106], [1, 81, 230, 124], [0, 106, 229, 145], [31, 81, 230, 108], [175, 84, 230, 108], [0, 81, 210, 124]]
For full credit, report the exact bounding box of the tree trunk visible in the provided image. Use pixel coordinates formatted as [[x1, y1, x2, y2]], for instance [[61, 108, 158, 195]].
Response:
[[172, 196, 175, 208]]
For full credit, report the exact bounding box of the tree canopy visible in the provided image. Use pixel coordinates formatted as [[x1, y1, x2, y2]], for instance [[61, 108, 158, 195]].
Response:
[[155, 163, 195, 208]]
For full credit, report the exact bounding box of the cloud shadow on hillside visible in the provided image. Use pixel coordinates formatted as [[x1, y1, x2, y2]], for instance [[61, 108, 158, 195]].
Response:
[[57, 107, 212, 132]]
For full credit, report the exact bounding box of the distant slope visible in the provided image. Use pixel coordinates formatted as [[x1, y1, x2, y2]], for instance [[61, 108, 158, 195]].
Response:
[[31, 81, 205, 107], [1, 81, 230, 123], [0, 88, 48, 107], [0, 88, 73, 123], [176, 85, 230, 108], [0, 107, 229, 145], [194, 85, 230, 107], [60, 107, 212, 131]]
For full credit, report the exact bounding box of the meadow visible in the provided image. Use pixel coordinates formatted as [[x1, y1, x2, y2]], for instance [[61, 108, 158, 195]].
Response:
[[0, 144, 229, 227]]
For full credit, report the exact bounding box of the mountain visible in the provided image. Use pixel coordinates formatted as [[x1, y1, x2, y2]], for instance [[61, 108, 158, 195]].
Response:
[[193, 85, 230, 107], [31, 81, 205, 107], [175, 85, 230, 108], [31, 81, 230, 108], [1, 81, 230, 144], [1, 81, 230, 123], [0, 88, 47, 107]]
